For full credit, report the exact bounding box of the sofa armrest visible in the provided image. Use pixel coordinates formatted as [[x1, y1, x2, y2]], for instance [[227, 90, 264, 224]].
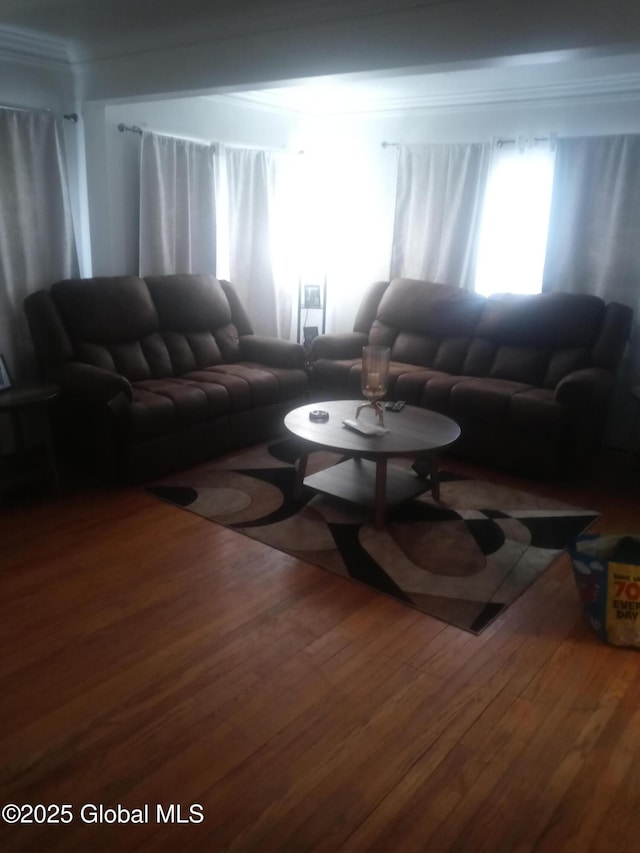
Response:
[[46, 362, 133, 408], [554, 367, 613, 415], [239, 335, 306, 370], [310, 332, 368, 361]]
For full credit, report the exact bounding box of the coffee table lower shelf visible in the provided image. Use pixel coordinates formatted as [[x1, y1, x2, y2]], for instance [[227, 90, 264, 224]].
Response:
[[303, 457, 431, 521]]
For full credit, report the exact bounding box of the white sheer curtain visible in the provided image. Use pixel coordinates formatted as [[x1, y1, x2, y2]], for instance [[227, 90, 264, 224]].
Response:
[[0, 108, 78, 381], [542, 134, 640, 448], [391, 143, 491, 291], [475, 139, 556, 296], [139, 131, 216, 276], [218, 146, 298, 338]]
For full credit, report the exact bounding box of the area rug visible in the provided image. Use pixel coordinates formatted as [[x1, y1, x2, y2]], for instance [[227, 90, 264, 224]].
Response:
[[146, 439, 598, 634]]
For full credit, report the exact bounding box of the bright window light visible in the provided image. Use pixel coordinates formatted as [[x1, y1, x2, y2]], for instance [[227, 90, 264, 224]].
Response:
[[474, 141, 556, 297]]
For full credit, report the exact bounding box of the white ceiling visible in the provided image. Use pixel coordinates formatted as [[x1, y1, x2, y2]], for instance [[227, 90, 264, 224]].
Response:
[[0, 0, 267, 51], [0, 0, 470, 61], [2, 0, 640, 114]]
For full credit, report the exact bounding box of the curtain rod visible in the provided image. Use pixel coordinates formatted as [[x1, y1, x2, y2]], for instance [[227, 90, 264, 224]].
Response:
[[117, 122, 303, 153], [497, 135, 550, 147], [1, 104, 78, 122], [383, 134, 557, 149], [118, 122, 216, 148]]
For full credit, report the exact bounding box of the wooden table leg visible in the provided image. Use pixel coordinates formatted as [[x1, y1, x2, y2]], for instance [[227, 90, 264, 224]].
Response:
[[412, 452, 441, 501], [293, 450, 309, 500], [427, 452, 441, 501], [374, 458, 387, 529]]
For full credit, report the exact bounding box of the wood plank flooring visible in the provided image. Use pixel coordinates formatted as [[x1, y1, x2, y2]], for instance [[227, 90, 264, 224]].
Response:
[[1, 450, 639, 852]]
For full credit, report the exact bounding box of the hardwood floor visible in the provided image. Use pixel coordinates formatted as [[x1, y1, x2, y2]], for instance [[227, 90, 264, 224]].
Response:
[[1, 450, 639, 852]]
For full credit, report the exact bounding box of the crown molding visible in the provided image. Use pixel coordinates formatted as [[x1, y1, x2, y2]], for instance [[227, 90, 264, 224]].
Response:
[[352, 76, 640, 117], [0, 27, 71, 68], [217, 70, 640, 118], [206, 93, 309, 118]]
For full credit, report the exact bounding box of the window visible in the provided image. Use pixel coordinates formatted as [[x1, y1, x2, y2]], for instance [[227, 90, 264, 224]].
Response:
[[474, 138, 556, 297]]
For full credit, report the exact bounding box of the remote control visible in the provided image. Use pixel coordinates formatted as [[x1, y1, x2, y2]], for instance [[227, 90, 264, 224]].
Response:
[[342, 418, 388, 436], [392, 400, 406, 411], [385, 400, 395, 410]]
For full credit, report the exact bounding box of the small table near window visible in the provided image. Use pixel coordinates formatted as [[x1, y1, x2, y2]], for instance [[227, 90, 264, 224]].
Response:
[[0, 382, 60, 498]]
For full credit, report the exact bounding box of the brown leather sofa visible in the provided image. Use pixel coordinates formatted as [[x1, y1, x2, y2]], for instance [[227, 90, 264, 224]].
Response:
[[25, 274, 308, 481], [310, 278, 633, 476]]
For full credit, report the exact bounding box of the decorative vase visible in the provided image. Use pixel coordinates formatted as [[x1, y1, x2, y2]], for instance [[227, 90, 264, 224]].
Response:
[[356, 345, 391, 426]]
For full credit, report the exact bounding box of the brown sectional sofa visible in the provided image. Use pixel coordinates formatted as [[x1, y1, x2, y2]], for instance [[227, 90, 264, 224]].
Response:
[[25, 274, 308, 480], [310, 278, 633, 476]]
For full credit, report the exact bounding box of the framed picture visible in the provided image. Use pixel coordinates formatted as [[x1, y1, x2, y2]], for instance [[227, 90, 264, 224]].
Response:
[[0, 354, 11, 392], [304, 285, 322, 308]]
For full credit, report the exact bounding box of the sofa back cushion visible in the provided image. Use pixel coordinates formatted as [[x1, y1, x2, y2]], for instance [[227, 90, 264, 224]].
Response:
[[466, 292, 606, 387], [476, 292, 604, 348], [51, 277, 162, 381], [145, 274, 231, 330], [52, 277, 158, 344], [145, 275, 244, 367], [368, 278, 486, 373], [375, 278, 480, 332]]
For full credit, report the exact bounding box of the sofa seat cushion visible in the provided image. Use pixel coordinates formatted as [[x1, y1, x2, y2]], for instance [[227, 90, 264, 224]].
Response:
[[450, 378, 534, 425], [188, 363, 307, 409], [395, 369, 454, 406], [395, 369, 470, 411], [128, 379, 231, 440], [422, 374, 473, 414], [180, 368, 253, 410], [403, 373, 569, 438], [312, 358, 361, 394], [238, 363, 308, 403], [126, 363, 307, 442], [202, 364, 280, 408]]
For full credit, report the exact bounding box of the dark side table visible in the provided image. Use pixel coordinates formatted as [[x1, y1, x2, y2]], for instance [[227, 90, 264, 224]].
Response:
[[0, 382, 60, 498]]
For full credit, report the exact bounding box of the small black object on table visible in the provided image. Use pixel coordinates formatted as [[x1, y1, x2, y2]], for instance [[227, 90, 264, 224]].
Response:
[[0, 382, 61, 498]]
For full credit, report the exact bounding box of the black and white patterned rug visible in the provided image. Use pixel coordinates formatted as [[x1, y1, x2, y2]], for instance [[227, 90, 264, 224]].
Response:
[[147, 439, 598, 634]]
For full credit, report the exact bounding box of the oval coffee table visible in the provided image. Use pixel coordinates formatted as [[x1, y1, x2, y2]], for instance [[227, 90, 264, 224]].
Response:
[[284, 400, 461, 529]]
